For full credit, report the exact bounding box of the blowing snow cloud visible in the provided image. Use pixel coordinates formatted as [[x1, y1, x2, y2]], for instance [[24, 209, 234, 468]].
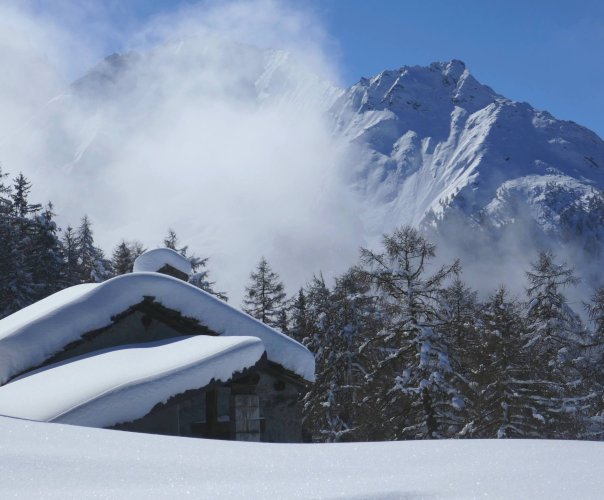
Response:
[[0, 0, 364, 302]]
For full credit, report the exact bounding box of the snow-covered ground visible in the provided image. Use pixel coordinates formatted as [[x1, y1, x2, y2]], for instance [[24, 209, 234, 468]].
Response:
[[0, 416, 601, 499]]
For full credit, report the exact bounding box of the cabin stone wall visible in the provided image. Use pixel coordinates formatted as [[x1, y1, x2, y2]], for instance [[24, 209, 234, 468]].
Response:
[[117, 404, 180, 436], [257, 371, 305, 443], [114, 370, 306, 443]]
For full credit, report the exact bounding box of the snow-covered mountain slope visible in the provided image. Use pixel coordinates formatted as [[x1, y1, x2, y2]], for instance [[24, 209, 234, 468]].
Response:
[[331, 60, 604, 238], [64, 52, 604, 247], [1, 416, 602, 499]]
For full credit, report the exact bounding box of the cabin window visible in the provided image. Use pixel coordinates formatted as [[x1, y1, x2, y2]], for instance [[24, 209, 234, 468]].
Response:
[[188, 387, 231, 439]]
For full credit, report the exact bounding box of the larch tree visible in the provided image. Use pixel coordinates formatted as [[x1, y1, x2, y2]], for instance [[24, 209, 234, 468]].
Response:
[[242, 257, 286, 328], [359, 225, 462, 440]]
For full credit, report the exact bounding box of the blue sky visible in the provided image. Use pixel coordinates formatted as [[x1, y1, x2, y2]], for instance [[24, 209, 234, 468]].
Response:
[[313, 0, 604, 137], [26, 0, 604, 137]]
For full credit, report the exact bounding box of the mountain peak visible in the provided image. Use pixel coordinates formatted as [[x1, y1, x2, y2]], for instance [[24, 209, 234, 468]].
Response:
[[440, 59, 467, 80]]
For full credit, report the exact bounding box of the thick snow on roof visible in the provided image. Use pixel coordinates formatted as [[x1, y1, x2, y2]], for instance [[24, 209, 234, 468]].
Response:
[[0, 336, 264, 427], [1, 417, 603, 499], [0, 273, 314, 384], [133, 248, 192, 275]]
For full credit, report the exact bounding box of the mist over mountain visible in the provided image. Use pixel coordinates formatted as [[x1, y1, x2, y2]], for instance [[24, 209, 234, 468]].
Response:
[[3, 41, 604, 301]]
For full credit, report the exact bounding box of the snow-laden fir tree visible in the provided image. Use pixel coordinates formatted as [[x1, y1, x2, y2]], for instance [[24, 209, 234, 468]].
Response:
[[27, 203, 65, 300], [524, 251, 587, 437], [242, 257, 286, 328], [0, 172, 38, 315], [436, 278, 481, 435], [0, 166, 13, 313], [466, 286, 537, 438], [111, 240, 146, 276], [0, 171, 66, 315], [289, 288, 311, 345], [359, 226, 462, 440], [302, 268, 379, 442], [300, 274, 332, 354], [299, 274, 334, 439], [111, 241, 133, 276], [76, 215, 110, 283], [580, 287, 604, 438], [1, 237, 35, 316]]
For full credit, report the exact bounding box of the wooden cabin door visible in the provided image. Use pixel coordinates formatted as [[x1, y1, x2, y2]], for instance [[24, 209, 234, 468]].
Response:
[[232, 394, 261, 441]]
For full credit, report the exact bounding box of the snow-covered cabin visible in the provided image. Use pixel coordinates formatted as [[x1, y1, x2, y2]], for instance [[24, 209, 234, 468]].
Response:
[[0, 248, 314, 442]]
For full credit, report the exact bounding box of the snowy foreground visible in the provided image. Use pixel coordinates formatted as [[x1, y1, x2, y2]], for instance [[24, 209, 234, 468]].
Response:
[[0, 417, 602, 499]]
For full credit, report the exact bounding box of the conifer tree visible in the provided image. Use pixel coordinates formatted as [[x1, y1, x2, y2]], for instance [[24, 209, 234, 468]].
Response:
[[303, 274, 332, 353], [0, 172, 39, 314], [581, 287, 604, 438], [28, 203, 65, 300], [436, 278, 481, 435], [300, 275, 335, 440], [289, 288, 311, 345], [467, 286, 536, 438], [359, 226, 461, 440], [242, 257, 286, 328], [0, 166, 14, 315], [11, 173, 41, 219], [61, 225, 82, 287], [76, 215, 110, 283], [524, 251, 586, 437], [315, 268, 379, 442], [110, 240, 146, 276], [1, 238, 35, 316]]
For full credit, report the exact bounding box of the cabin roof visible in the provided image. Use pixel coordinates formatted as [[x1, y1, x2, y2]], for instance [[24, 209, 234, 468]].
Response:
[[0, 273, 315, 384], [0, 336, 265, 427]]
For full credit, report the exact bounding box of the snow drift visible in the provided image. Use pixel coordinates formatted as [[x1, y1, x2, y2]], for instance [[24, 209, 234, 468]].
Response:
[[0, 415, 602, 499]]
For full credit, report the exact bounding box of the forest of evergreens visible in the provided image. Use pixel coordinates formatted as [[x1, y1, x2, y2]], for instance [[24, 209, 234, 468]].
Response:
[[1, 166, 602, 442]]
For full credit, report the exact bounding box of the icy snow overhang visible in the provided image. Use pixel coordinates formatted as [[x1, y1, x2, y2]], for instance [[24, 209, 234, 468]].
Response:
[[133, 248, 192, 276], [0, 273, 315, 384], [0, 336, 265, 427]]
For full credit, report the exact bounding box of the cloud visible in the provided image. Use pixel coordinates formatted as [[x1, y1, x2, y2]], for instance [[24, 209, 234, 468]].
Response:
[[0, 0, 363, 303]]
